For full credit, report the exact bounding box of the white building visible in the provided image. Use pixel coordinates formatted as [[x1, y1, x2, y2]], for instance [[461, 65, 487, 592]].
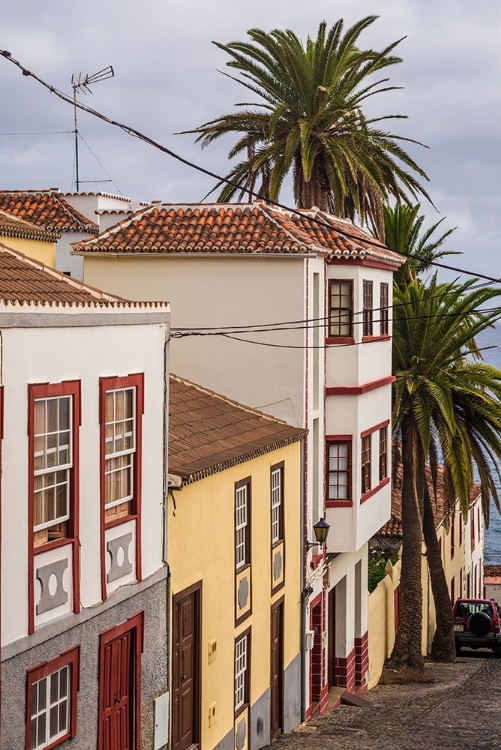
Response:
[[74, 200, 403, 717], [0, 242, 170, 749]]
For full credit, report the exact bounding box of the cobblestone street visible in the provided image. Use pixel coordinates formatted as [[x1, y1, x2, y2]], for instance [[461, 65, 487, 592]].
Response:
[[267, 653, 501, 750]]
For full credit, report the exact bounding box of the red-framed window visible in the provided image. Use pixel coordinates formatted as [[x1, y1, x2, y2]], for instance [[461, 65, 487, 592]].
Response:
[[450, 576, 455, 604], [471, 510, 475, 551], [378, 426, 388, 482], [328, 280, 353, 338], [459, 513, 463, 548], [362, 280, 373, 336], [99, 374, 144, 526], [477, 507, 481, 542], [26, 646, 80, 750], [361, 435, 371, 494], [28, 382, 81, 550], [326, 440, 352, 504], [380, 282, 389, 336], [451, 513, 455, 559]]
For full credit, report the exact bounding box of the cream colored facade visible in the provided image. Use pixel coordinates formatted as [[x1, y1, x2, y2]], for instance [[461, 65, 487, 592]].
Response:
[[168, 442, 302, 750], [0, 234, 56, 267], [368, 492, 485, 687]]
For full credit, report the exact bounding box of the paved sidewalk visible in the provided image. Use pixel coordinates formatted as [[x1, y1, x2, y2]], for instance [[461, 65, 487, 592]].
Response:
[[266, 653, 501, 750]]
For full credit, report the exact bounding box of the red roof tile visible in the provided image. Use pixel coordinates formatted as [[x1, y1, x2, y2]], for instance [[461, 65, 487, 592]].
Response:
[[0, 190, 99, 234], [72, 202, 404, 268], [0, 242, 168, 311], [168, 374, 306, 482], [379, 465, 481, 537], [0, 209, 60, 243]]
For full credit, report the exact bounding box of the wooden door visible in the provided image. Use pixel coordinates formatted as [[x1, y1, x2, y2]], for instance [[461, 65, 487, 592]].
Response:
[[172, 584, 200, 750], [99, 625, 137, 750], [270, 601, 283, 740]]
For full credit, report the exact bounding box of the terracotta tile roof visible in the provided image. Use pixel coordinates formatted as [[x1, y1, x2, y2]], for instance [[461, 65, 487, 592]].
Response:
[[0, 190, 99, 234], [485, 565, 501, 579], [168, 374, 306, 483], [72, 201, 404, 267], [0, 209, 60, 243], [0, 242, 168, 311], [379, 465, 482, 538]]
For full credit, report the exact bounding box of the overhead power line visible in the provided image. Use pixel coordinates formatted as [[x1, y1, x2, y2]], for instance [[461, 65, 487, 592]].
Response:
[[2, 48, 501, 286]]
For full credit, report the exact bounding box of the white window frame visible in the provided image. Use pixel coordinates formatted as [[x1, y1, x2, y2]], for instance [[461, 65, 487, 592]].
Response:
[[327, 441, 351, 501], [33, 396, 72, 532], [104, 387, 136, 510], [30, 664, 71, 749], [235, 484, 248, 569], [271, 467, 282, 545], [234, 634, 248, 712]]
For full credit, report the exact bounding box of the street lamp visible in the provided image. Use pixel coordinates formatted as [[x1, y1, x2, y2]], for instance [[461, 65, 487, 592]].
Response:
[[307, 517, 330, 549]]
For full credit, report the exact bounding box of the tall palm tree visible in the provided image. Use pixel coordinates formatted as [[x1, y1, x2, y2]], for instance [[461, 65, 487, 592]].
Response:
[[390, 277, 501, 671], [185, 17, 431, 236]]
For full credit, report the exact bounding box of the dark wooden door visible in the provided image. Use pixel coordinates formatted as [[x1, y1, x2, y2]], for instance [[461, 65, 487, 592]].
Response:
[[100, 629, 134, 750], [270, 601, 283, 739], [172, 585, 200, 750]]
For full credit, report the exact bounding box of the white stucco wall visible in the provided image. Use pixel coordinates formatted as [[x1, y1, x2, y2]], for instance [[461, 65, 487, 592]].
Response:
[[1, 315, 168, 646]]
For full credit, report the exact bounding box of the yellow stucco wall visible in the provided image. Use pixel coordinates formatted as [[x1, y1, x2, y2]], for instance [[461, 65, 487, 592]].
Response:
[[168, 442, 302, 749], [0, 235, 56, 267]]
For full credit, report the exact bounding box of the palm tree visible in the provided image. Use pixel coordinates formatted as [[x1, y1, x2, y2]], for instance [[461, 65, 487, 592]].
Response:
[[384, 203, 459, 290], [390, 276, 501, 672], [185, 17, 431, 236]]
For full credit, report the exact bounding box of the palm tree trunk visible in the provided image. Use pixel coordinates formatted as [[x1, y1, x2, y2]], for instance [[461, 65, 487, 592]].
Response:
[[422, 485, 455, 661], [388, 419, 425, 672]]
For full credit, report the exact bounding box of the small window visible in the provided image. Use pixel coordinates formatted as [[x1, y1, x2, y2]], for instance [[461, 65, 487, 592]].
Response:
[[235, 634, 249, 714], [235, 480, 250, 569], [27, 647, 79, 749], [327, 441, 351, 502], [271, 464, 283, 545], [361, 435, 371, 494], [363, 280, 373, 336], [451, 513, 455, 559], [104, 387, 136, 521], [328, 280, 353, 337], [380, 282, 389, 336], [378, 427, 388, 482]]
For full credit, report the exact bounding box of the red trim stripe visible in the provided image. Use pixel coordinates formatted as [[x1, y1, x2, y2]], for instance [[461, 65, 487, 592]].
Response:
[[326, 375, 395, 396]]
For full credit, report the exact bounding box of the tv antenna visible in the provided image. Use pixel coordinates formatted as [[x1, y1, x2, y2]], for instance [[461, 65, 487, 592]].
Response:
[[71, 66, 114, 191]]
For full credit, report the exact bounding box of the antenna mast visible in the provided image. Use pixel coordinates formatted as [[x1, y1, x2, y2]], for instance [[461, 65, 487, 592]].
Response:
[[71, 66, 114, 191]]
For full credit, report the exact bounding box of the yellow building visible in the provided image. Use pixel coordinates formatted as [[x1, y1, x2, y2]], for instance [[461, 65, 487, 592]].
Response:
[[368, 472, 483, 687], [168, 375, 306, 750], [0, 208, 58, 266]]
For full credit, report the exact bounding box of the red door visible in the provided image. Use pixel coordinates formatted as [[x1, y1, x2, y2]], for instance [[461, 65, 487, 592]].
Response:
[[98, 613, 143, 750], [172, 584, 200, 750]]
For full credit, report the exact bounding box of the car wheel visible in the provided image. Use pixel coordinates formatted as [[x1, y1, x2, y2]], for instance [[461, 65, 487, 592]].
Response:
[[467, 611, 492, 637]]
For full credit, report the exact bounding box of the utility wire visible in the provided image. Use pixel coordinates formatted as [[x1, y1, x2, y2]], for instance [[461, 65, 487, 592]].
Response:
[[2, 49, 501, 286], [172, 279, 501, 336], [0, 130, 73, 135]]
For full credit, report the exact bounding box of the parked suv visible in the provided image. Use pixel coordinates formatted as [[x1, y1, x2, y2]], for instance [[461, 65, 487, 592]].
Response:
[[453, 598, 501, 656]]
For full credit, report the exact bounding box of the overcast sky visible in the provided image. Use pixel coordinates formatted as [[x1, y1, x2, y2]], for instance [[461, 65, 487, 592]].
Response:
[[1, 0, 501, 278]]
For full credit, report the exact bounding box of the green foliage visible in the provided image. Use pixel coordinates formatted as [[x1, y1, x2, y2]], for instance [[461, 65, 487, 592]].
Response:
[[368, 553, 398, 593], [185, 17, 431, 236]]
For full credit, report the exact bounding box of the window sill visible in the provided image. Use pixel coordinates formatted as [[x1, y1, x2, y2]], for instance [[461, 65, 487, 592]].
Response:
[[105, 513, 138, 530], [236, 562, 251, 575], [33, 537, 74, 555], [362, 335, 391, 343], [325, 500, 353, 508], [360, 476, 390, 503], [235, 701, 249, 719], [325, 336, 355, 345]]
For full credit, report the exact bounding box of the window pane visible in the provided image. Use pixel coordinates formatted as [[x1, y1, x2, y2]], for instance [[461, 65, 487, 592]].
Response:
[[37, 712, 46, 746], [37, 678, 46, 712], [47, 400, 58, 433], [50, 705, 58, 738], [50, 672, 59, 704], [59, 699, 68, 733], [30, 719, 37, 748], [59, 398, 70, 431]]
